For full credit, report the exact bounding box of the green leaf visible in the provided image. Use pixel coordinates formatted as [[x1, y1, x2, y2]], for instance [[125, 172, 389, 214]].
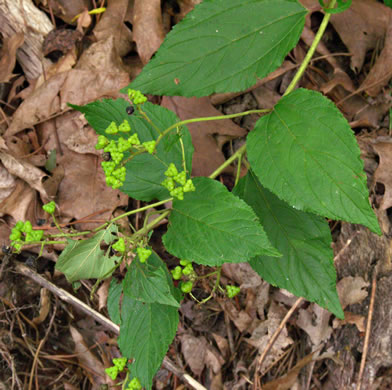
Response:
[[119, 295, 179, 390], [70, 99, 194, 201], [163, 177, 281, 266], [319, 0, 352, 13], [385, 0, 392, 8], [107, 278, 122, 325], [128, 0, 307, 97], [234, 171, 343, 318], [55, 225, 120, 282], [123, 251, 180, 307], [247, 88, 381, 234]]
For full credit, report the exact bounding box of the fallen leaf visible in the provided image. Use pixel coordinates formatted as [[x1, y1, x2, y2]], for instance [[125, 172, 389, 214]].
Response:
[[333, 311, 366, 333], [70, 326, 110, 386], [222, 299, 253, 333], [372, 141, 392, 210], [47, 0, 89, 24], [180, 333, 207, 376], [97, 279, 110, 311], [205, 344, 225, 374], [133, 0, 165, 64], [0, 162, 16, 202], [42, 28, 83, 58], [0, 32, 24, 83], [329, 0, 391, 73], [297, 304, 332, 346], [361, 14, 392, 96], [5, 69, 129, 137], [161, 96, 246, 176], [222, 263, 262, 289], [0, 180, 36, 222], [93, 0, 133, 57], [246, 301, 293, 373], [211, 333, 229, 360], [0, 151, 50, 200], [32, 288, 51, 324], [337, 276, 369, 310], [261, 351, 317, 390], [44, 146, 127, 231], [76, 35, 128, 74]]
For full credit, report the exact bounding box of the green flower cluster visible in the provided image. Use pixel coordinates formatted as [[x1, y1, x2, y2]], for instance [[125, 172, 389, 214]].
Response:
[[171, 259, 196, 293], [112, 238, 125, 253], [96, 120, 157, 190], [105, 357, 128, 380], [127, 377, 142, 390], [226, 285, 241, 299], [128, 89, 147, 105], [161, 163, 195, 200], [42, 201, 56, 214], [9, 221, 44, 252], [137, 247, 152, 263]]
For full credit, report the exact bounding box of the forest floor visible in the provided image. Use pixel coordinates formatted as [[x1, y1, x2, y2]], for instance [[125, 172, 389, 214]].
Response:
[[1, 0, 392, 389]]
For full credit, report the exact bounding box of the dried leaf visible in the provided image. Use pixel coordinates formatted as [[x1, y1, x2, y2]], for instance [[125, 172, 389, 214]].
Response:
[[361, 14, 392, 96], [133, 0, 165, 64], [0, 32, 24, 83], [372, 141, 392, 211], [223, 299, 253, 333], [161, 96, 246, 176], [0, 151, 49, 200], [180, 334, 207, 376], [0, 180, 36, 222], [97, 279, 110, 311], [6, 69, 129, 137], [329, 0, 391, 73], [48, 0, 89, 24], [222, 263, 262, 289], [297, 304, 332, 346], [0, 163, 16, 202], [261, 351, 317, 390], [246, 301, 293, 373], [69, 326, 109, 386], [337, 276, 369, 310], [32, 288, 51, 324], [333, 311, 366, 332], [93, 0, 132, 57]]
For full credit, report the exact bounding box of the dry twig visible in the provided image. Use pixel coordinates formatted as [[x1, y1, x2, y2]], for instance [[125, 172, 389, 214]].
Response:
[[253, 297, 303, 390], [356, 272, 377, 390]]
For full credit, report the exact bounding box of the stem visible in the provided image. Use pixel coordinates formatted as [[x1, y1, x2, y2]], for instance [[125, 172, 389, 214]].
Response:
[[283, 0, 336, 96], [137, 105, 162, 135], [209, 144, 246, 179], [132, 210, 171, 239], [48, 198, 173, 238], [234, 154, 242, 186], [155, 109, 271, 148], [52, 214, 65, 235]]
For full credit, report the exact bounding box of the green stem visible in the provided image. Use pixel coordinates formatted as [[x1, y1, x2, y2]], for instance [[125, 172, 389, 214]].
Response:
[[137, 105, 162, 135], [283, 0, 336, 96], [132, 210, 171, 239], [48, 198, 173, 238], [209, 144, 246, 179], [234, 154, 242, 186], [155, 109, 271, 148], [52, 214, 65, 235]]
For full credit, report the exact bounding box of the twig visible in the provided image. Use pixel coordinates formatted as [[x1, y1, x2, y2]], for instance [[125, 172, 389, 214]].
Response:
[[253, 297, 303, 390], [356, 272, 377, 390], [14, 262, 207, 390]]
